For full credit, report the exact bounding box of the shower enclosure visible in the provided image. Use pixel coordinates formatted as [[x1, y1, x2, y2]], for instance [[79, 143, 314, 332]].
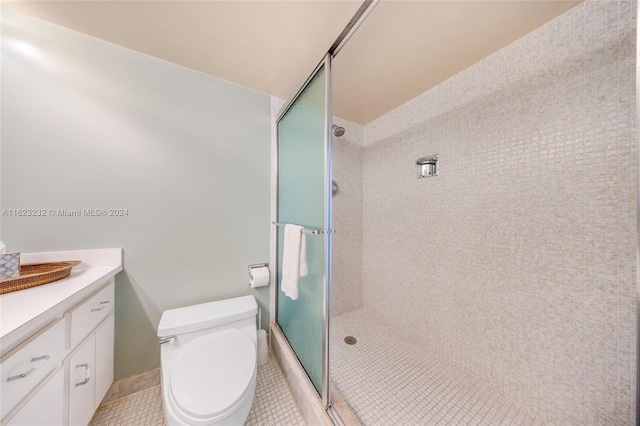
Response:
[[274, 0, 638, 424], [274, 53, 334, 408]]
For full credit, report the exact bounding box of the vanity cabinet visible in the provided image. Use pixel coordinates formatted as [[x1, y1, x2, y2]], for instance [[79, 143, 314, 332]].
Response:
[[1, 280, 115, 426], [68, 315, 114, 425]]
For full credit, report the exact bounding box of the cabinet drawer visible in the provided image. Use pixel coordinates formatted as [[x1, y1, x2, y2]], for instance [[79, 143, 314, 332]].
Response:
[[70, 282, 114, 349], [0, 319, 65, 420], [7, 368, 64, 426]]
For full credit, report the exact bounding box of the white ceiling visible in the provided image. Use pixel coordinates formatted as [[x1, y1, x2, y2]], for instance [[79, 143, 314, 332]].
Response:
[[3, 0, 581, 124], [334, 0, 582, 124]]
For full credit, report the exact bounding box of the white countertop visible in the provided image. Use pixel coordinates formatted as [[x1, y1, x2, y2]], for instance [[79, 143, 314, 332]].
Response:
[[0, 248, 123, 355]]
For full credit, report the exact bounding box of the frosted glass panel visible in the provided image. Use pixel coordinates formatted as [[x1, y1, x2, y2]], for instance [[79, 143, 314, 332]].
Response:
[[277, 66, 325, 393]]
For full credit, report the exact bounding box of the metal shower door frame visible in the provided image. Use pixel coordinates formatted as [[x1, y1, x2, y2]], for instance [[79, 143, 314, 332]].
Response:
[[273, 1, 380, 419], [274, 52, 334, 409], [635, 0, 640, 422]]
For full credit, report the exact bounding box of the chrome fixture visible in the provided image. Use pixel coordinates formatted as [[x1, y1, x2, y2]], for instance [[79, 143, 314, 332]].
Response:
[[7, 355, 50, 382], [248, 263, 268, 274], [344, 336, 357, 345], [272, 222, 336, 235], [248, 263, 269, 286], [329, 0, 381, 57], [333, 125, 345, 137], [416, 155, 439, 178], [75, 363, 91, 386], [159, 336, 177, 345], [332, 180, 339, 197]]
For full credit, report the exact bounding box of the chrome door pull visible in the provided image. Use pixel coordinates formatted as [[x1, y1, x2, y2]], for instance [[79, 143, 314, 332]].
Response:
[[31, 355, 50, 362], [91, 301, 111, 312], [75, 363, 91, 386], [7, 367, 36, 382], [6, 355, 50, 382]]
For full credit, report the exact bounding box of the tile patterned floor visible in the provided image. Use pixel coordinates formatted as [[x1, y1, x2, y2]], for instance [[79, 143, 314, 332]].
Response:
[[91, 309, 542, 426], [245, 354, 305, 426], [89, 353, 305, 426], [90, 385, 164, 426], [331, 308, 542, 426]]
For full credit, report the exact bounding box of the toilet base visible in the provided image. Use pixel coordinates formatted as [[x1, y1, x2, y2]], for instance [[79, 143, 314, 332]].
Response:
[[162, 373, 256, 426]]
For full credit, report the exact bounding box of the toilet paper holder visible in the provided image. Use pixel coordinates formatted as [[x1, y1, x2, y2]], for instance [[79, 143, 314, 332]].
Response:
[[248, 263, 269, 285]]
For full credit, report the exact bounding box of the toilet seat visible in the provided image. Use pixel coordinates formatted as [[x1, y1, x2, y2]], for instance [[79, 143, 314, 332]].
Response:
[[169, 329, 257, 422]]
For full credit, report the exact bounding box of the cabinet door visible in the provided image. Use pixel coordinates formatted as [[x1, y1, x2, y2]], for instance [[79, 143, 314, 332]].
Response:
[[0, 319, 65, 420], [68, 335, 95, 426], [94, 315, 114, 410], [7, 368, 64, 426]]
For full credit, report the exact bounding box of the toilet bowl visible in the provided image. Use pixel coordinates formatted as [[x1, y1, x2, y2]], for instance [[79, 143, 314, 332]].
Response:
[[158, 296, 258, 425]]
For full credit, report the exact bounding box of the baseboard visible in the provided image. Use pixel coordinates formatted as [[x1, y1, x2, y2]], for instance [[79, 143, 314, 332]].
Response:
[[100, 368, 161, 406]]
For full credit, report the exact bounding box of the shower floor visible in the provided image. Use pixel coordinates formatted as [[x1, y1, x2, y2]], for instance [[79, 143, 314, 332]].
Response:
[[331, 308, 542, 426]]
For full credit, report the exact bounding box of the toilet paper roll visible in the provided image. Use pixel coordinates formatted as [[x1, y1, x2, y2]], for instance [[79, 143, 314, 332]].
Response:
[[249, 266, 270, 288]]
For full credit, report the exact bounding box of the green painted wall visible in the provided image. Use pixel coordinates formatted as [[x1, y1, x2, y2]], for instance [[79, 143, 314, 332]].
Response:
[[1, 10, 271, 380]]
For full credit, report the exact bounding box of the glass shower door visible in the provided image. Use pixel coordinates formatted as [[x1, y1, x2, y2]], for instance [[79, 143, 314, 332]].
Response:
[[276, 54, 332, 401]]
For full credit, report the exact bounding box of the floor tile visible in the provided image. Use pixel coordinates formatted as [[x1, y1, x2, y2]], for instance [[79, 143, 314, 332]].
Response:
[[331, 308, 541, 425], [90, 353, 304, 426]]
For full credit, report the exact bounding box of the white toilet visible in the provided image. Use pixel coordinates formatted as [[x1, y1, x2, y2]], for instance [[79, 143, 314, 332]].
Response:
[[157, 295, 258, 425]]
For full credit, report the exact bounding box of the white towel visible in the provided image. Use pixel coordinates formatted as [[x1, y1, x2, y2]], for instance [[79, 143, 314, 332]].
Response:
[[281, 224, 308, 300], [299, 232, 308, 277]]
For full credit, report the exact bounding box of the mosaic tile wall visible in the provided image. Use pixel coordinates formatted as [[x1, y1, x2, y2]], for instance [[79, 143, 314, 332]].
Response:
[[359, 0, 637, 423], [332, 117, 365, 316]]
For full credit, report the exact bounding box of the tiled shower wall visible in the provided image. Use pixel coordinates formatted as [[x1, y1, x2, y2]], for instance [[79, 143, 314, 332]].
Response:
[[332, 117, 364, 315], [360, 0, 637, 423]]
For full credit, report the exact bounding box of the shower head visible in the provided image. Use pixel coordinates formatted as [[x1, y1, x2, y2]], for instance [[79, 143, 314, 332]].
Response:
[[333, 125, 345, 137]]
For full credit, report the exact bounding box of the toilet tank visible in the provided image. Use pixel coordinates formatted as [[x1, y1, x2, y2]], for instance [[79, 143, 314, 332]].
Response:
[[158, 295, 257, 338]]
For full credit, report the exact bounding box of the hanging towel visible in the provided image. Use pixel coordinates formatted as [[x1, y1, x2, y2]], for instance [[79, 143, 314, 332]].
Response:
[[281, 224, 308, 300], [299, 232, 308, 278]]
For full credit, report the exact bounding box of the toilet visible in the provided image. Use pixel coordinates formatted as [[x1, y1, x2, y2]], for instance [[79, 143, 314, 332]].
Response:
[[157, 295, 258, 425]]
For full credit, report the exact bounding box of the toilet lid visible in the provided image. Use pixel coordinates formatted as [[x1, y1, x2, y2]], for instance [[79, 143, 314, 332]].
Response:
[[169, 329, 256, 419]]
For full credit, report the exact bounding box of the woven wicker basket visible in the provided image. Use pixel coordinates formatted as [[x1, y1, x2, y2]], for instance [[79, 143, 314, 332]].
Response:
[[0, 261, 81, 295]]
